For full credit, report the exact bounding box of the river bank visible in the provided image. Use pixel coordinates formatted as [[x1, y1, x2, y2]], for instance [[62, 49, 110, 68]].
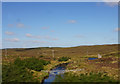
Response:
[[31, 59, 71, 83], [42, 63, 69, 84]]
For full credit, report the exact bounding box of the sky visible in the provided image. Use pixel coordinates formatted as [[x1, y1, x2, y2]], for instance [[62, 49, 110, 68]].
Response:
[[2, 2, 118, 48]]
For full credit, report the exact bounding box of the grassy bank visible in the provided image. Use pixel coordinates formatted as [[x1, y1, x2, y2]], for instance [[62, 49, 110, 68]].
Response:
[[53, 72, 119, 83]]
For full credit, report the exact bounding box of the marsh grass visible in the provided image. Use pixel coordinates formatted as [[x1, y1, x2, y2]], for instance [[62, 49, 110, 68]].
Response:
[[58, 57, 70, 62], [53, 72, 118, 83]]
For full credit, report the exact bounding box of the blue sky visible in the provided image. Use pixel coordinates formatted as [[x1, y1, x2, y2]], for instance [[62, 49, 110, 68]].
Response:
[[2, 2, 118, 48]]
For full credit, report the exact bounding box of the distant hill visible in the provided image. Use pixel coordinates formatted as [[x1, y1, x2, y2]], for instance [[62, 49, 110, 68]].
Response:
[[2, 44, 119, 59]]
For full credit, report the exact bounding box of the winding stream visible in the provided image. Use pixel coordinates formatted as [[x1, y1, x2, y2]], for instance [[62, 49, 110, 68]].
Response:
[[42, 63, 68, 84]]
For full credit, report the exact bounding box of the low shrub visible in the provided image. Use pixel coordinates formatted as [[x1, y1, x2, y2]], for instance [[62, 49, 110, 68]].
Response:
[[21, 57, 44, 71], [39, 59, 51, 65], [2, 64, 36, 82], [58, 57, 70, 61], [53, 58, 56, 60], [14, 57, 50, 71], [2, 57, 50, 83], [39, 55, 44, 58], [2, 57, 51, 82]]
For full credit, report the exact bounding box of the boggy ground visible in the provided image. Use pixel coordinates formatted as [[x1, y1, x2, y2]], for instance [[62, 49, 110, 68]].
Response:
[[2, 44, 119, 82], [66, 54, 119, 80]]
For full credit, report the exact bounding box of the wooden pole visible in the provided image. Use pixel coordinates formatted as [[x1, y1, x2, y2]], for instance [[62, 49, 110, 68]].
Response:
[[87, 51, 88, 57], [5, 49, 7, 58], [52, 50, 54, 58]]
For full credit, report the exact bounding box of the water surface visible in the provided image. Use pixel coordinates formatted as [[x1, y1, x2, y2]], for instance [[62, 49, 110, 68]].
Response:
[[43, 63, 68, 84]]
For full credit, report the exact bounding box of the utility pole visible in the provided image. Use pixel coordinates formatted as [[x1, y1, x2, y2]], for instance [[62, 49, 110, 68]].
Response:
[[5, 48, 8, 63], [52, 50, 54, 58], [5, 48, 7, 58], [87, 51, 88, 57]]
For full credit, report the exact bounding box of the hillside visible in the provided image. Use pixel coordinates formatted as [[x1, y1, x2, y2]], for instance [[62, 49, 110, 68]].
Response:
[[2, 44, 119, 63]]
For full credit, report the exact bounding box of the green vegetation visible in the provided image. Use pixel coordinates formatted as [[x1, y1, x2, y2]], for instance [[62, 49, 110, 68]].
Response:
[[39, 55, 44, 58], [39, 59, 51, 65], [2, 57, 51, 82], [14, 57, 51, 71], [2, 44, 119, 82], [104, 52, 120, 57], [53, 72, 118, 83], [53, 58, 56, 60], [14, 57, 44, 71], [2, 63, 35, 82], [58, 57, 70, 62]]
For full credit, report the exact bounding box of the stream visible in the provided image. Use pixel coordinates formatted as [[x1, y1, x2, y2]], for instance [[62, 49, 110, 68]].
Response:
[[42, 63, 68, 84]]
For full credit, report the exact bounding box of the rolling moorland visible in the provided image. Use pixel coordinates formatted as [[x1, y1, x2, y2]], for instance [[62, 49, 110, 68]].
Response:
[[2, 44, 120, 83]]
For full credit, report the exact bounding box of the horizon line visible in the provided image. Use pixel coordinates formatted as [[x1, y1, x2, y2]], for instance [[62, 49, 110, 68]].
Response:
[[1, 0, 119, 2], [1, 43, 119, 49]]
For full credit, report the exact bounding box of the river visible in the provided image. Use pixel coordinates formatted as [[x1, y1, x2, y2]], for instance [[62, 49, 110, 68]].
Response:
[[42, 63, 68, 84]]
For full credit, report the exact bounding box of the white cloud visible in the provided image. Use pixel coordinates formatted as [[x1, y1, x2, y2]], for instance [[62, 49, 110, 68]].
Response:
[[44, 36, 58, 40], [26, 33, 41, 39], [16, 23, 25, 28], [114, 28, 120, 32], [41, 27, 49, 29], [52, 38, 58, 40], [5, 31, 15, 35], [35, 36, 42, 39], [25, 33, 58, 40], [102, 0, 119, 2], [51, 30, 55, 32], [75, 35, 84, 38], [32, 40, 48, 43], [68, 20, 77, 23], [8, 22, 30, 28], [26, 33, 33, 37], [103, 0, 118, 7], [4, 38, 20, 42], [8, 24, 14, 28]]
